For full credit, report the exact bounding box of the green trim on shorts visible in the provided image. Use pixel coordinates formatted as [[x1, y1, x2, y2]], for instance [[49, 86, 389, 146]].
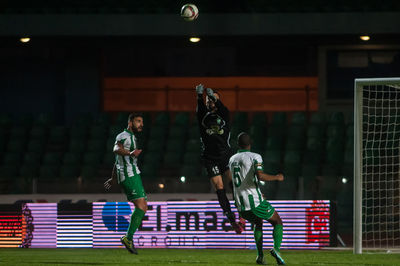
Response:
[[120, 174, 147, 201], [239, 200, 275, 223]]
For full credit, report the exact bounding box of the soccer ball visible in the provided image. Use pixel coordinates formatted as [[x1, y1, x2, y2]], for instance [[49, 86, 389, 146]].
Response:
[[181, 4, 199, 21]]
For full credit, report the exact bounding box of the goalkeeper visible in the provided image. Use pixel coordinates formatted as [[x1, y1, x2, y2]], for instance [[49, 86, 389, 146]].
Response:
[[195, 84, 245, 234], [229, 132, 285, 265]]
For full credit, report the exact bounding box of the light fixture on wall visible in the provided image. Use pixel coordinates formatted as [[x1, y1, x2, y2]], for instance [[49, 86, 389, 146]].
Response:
[[20, 37, 31, 43], [189, 37, 200, 43], [360, 35, 370, 41]]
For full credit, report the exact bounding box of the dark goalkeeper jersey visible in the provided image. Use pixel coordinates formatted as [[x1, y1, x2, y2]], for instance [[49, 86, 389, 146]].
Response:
[[196, 97, 232, 160]]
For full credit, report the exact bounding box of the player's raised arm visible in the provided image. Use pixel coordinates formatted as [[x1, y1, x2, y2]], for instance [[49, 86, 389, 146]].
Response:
[[207, 87, 229, 122], [196, 84, 207, 119], [256, 171, 284, 182]]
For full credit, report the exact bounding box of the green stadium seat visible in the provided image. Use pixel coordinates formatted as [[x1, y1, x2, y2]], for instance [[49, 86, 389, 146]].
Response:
[[60, 165, 80, 179], [173, 112, 190, 127], [263, 162, 281, 175], [326, 137, 344, 152], [180, 165, 201, 180], [19, 164, 39, 179], [142, 151, 162, 166], [69, 139, 86, 153], [251, 113, 267, 127], [27, 139, 45, 153], [168, 125, 186, 139], [186, 139, 201, 153], [147, 139, 165, 152], [154, 112, 169, 127], [326, 125, 345, 140], [271, 112, 287, 125], [0, 165, 19, 179], [267, 124, 285, 138], [29, 125, 47, 140], [23, 152, 41, 166], [62, 152, 81, 165], [39, 165, 59, 180], [259, 180, 278, 200], [34, 113, 54, 126], [321, 164, 341, 177], [105, 136, 115, 152], [182, 152, 201, 165], [303, 150, 322, 164], [317, 176, 339, 200], [73, 113, 93, 126], [141, 163, 159, 179], [301, 164, 319, 177], [264, 136, 284, 151], [87, 139, 106, 152], [94, 112, 111, 126], [17, 114, 33, 127], [232, 112, 248, 128], [43, 152, 63, 165], [9, 126, 28, 139], [149, 125, 167, 140], [306, 125, 324, 139], [109, 125, 122, 139], [70, 126, 88, 139], [89, 125, 108, 140], [165, 139, 185, 153], [309, 112, 326, 125], [291, 112, 306, 126], [80, 165, 97, 180], [325, 150, 344, 165], [287, 125, 306, 140], [343, 148, 353, 164], [341, 163, 353, 179], [302, 175, 317, 200], [102, 153, 115, 166], [188, 126, 200, 139], [327, 112, 345, 125], [0, 113, 12, 127], [2, 152, 22, 166], [285, 138, 304, 151], [115, 112, 130, 126], [7, 140, 25, 152], [263, 150, 281, 164], [306, 137, 323, 152], [275, 177, 297, 199], [163, 151, 181, 167], [83, 153, 102, 166], [283, 151, 302, 176], [345, 124, 354, 138], [49, 126, 68, 143]]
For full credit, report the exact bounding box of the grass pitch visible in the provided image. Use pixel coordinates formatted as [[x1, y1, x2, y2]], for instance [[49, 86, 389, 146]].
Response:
[[1, 248, 400, 266]]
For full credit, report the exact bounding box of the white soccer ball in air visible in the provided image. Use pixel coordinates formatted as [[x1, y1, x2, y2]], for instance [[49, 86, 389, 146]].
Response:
[[181, 4, 199, 21]]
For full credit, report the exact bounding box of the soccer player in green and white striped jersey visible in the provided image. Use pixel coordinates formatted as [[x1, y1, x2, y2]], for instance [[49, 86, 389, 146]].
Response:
[[104, 112, 147, 255], [229, 132, 285, 265]]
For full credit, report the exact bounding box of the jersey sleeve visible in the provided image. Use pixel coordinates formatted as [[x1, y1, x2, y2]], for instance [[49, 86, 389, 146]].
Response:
[[196, 97, 207, 122], [115, 133, 126, 145], [215, 100, 230, 123], [254, 154, 264, 172]]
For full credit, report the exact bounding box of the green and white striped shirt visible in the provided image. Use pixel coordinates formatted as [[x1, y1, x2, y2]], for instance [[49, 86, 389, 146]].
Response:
[[229, 149, 264, 212], [114, 129, 140, 183]]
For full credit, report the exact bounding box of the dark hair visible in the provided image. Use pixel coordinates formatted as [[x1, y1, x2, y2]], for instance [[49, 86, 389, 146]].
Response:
[[128, 112, 143, 122], [237, 132, 251, 148]]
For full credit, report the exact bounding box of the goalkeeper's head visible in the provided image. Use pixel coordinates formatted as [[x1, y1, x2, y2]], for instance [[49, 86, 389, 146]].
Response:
[[206, 90, 220, 112], [237, 132, 251, 149]]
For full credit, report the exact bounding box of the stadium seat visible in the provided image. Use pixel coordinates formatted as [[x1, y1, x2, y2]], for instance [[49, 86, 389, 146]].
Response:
[[173, 112, 190, 127], [23, 152, 42, 166], [60, 165, 80, 179], [285, 138, 304, 151], [264, 136, 284, 151], [317, 176, 339, 200], [303, 150, 322, 164], [7, 140, 26, 152], [38, 165, 59, 180], [43, 152, 63, 166], [19, 164, 39, 179], [0, 113, 12, 127], [27, 139, 45, 154], [188, 126, 200, 140], [80, 165, 97, 180], [62, 152, 81, 165], [70, 126, 88, 139], [283, 151, 302, 177], [106, 136, 115, 152], [87, 139, 106, 152], [327, 112, 345, 125], [48, 126, 68, 144], [168, 125, 187, 139], [83, 153, 102, 166], [9, 126, 28, 139], [291, 112, 306, 126], [147, 139, 165, 152], [149, 125, 167, 140], [153, 112, 169, 127], [115, 112, 130, 126], [142, 151, 162, 165], [185, 139, 201, 153], [325, 137, 344, 152], [162, 151, 181, 167], [267, 124, 286, 139], [309, 112, 326, 125], [73, 113, 93, 126], [259, 180, 278, 200], [89, 125, 108, 140], [251, 113, 267, 127], [275, 177, 297, 200], [109, 125, 122, 138], [102, 153, 115, 167], [2, 152, 22, 166], [263, 150, 281, 164], [271, 112, 287, 125], [94, 112, 111, 126], [182, 152, 201, 165], [0, 165, 18, 179], [69, 139, 86, 153], [306, 124, 324, 140], [326, 125, 345, 140], [16, 114, 33, 127], [141, 163, 159, 180], [287, 125, 306, 140], [165, 139, 185, 153], [301, 164, 320, 177], [325, 150, 344, 165], [321, 164, 341, 177], [232, 112, 248, 128], [29, 125, 47, 140], [34, 113, 54, 126]]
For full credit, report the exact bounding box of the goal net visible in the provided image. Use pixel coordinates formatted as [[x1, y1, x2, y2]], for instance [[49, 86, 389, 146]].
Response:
[[354, 78, 400, 254]]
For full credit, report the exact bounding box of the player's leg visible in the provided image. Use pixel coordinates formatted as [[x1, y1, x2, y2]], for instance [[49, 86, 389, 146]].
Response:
[[120, 174, 147, 254], [267, 211, 285, 265], [241, 211, 265, 265], [223, 169, 246, 231]]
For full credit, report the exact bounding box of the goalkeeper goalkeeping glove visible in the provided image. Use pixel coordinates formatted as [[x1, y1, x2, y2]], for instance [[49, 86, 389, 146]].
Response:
[[196, 84, 204, 95], [206, 87, 217, 102]]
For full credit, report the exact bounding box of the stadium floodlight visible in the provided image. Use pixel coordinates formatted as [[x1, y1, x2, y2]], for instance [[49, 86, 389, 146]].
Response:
[[354, 77, 400, 254]]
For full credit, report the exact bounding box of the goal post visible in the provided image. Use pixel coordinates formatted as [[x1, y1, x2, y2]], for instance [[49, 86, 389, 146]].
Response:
[[354, 77, 400, 254]]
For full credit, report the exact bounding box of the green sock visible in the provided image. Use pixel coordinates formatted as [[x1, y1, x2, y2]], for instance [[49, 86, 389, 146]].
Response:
[[273, 224, 283, 252], [254, 226, 263, 258], [126, 208, 145, 240]]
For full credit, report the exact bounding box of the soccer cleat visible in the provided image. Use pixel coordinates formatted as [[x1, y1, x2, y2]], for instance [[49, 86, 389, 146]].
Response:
[[256, 255, 266, 265], [270, 248, 285, 265], [120, 236, 138, 254]]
